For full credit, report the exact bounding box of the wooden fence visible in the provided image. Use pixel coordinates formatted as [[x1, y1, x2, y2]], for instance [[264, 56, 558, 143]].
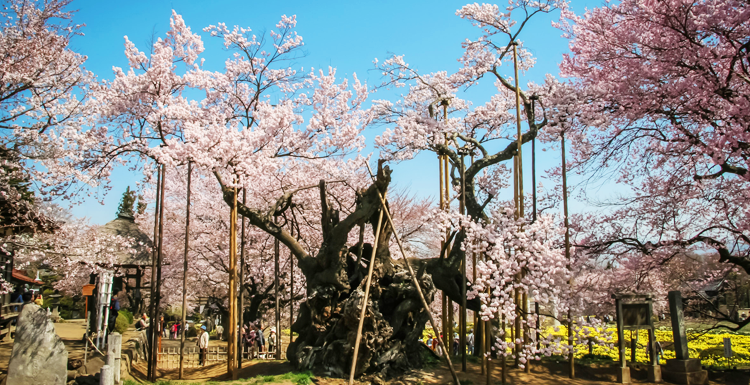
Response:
[[156, 346, 277, 369]]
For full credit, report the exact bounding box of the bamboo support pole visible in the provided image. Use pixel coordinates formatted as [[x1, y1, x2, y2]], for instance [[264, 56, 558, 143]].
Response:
[[179, 162, 192, 379], [348, 209, 385, 385], [364, 162, 461, 385]]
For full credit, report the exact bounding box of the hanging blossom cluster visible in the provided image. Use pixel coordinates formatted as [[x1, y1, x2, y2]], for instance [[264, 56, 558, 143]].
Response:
[[452, 206, 611, 367]]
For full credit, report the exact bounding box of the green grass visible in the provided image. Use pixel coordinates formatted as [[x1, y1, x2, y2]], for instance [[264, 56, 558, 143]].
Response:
[[122, 371, 314, 385]]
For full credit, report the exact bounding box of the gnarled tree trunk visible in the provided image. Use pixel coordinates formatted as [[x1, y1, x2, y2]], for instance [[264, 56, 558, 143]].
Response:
[[217, 163, 477, 380]]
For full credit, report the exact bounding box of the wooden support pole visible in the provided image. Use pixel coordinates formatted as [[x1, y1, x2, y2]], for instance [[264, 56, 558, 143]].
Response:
[[364, 162, 461, 385], [149, 165, 166, 381], [274, 217, 281, 360], [486, 318, 492, 385], [348, 209, 385, 385], [179, 162, 192, 379], [446, 149, 454, 357], [439, 154, 448, 344], [561, 131, 575, 379], [147, 165, 161, 381], [523, 292, 530, 373], [501, 316, 507, 385], [458, 150, 467, 372], [227, 186, 238, 379], [239, 188, 246, 366], [290, 223, 295, 345]]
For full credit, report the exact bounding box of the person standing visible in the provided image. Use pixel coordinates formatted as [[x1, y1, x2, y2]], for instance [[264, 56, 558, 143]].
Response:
[[108, 289, 120, 333], [247, 327, 258, 359], [136, 313, 149, 331], [268, 327, 277, 355], [34, 293, 44, 306], [256, 322, 265, 354], [467, 329, 475, 355], [197, 325, 209, 366], [216, 323, 224, 341]]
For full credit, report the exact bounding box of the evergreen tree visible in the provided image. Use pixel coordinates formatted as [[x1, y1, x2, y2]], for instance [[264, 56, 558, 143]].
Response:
[[116, 187, 137, 218]]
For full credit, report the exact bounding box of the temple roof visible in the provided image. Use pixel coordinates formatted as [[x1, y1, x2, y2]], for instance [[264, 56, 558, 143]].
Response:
[[101, 214, 153, 267]]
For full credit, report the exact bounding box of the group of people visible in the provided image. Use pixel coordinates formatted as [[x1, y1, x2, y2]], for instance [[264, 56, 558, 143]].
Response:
[[241, 322, 277, 359], [423, 329, 475, 357], [9, 284, 44, 312]]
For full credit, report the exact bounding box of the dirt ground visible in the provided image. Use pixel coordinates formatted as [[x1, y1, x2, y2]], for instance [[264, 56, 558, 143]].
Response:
[[3, 320, 749, 384], [0, 319, 90, 376]]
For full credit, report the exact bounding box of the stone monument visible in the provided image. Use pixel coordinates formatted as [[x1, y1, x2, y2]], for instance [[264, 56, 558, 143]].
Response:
[[662, 291, 708, 385], [6, 303, 68, 385]]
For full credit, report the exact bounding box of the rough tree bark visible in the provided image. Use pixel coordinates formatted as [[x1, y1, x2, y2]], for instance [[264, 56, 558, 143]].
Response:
[[216, 163, 481, 380]]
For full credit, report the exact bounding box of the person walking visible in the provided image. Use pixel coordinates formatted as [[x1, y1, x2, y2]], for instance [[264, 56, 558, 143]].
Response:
[[197, 325, 209, 366]]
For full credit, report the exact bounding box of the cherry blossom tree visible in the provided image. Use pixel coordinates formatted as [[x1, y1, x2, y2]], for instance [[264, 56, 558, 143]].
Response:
[[559, 0, 750, 328], [95, 10, 448, 378]]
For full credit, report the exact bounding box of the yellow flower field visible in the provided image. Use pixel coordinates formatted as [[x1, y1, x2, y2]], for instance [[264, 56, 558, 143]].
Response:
[[422, 325, 750, 369]]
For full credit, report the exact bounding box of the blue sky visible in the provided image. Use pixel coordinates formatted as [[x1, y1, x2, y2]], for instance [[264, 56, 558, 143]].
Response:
[[66, 0, 605, 224]]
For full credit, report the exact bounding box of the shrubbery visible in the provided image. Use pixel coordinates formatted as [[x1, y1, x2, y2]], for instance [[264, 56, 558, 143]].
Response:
[[114, 312, 130, 334], [119, 309, 134, 325]]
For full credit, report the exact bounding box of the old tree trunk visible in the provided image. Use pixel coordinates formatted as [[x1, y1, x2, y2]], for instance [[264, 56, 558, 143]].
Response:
[[217, 163, 478, 380]]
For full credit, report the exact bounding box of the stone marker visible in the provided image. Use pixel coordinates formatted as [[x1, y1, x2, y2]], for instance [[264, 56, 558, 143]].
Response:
[[6, 303, 68, 385], [669, 291, 689, 359], [107, 333, 122, 384], [99, 364, 113, 385], [662, 291, 707, 385]]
